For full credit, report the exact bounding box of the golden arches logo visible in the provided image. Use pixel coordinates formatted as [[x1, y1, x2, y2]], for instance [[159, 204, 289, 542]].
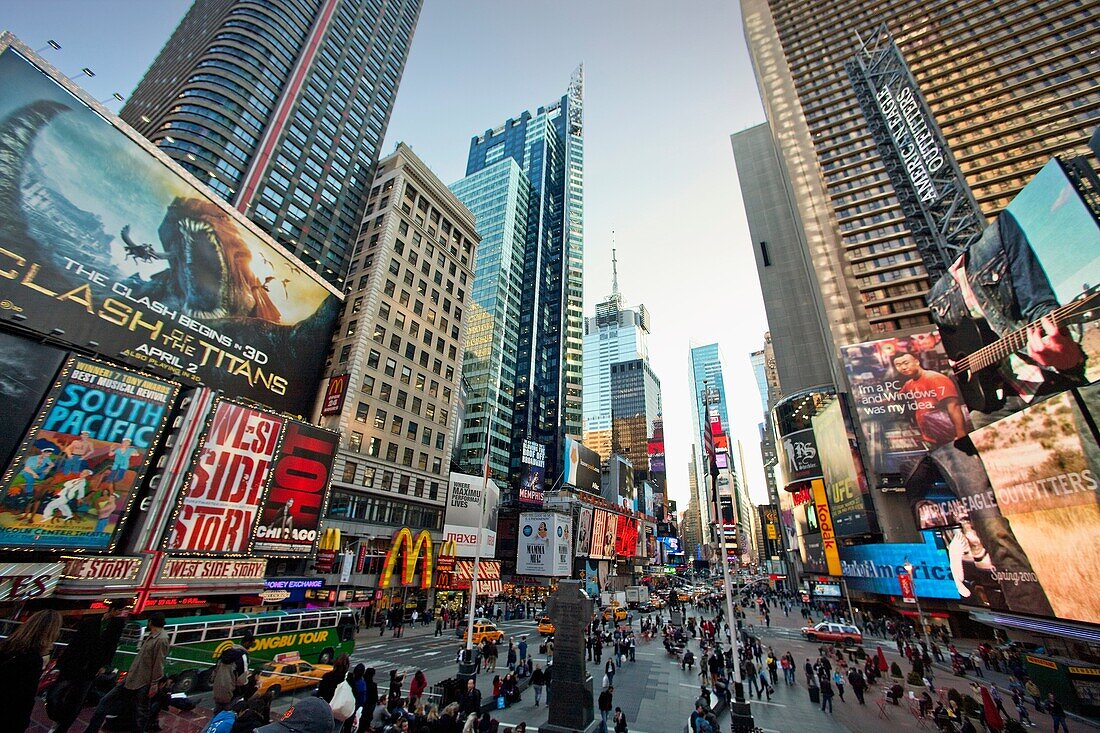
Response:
[[379, 527, 433, 589], [212, 640, 235, 659]]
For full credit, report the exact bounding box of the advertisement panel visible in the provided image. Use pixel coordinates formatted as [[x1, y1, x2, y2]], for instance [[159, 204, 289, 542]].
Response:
[[261, 577, 324, 604], [443, 472, 499, 558], [0, 356, 177, 551], [780, 428, 823, 484], [319, 375, 349, 417], [963, 390, 1100, 625], [812, 582, 841, 598], [167, 400, 282, 554], [519, 439, 546, 506], [813, 401, 872, 536], [0, 561, 62, 602], [614, 514, 638, 558], [810, 479, 842, 576], [589, 509, 616, 560], [841, 331, 969, 480], [838, 530, 960, 600], [563, 436, 601, 493], [251, 421, 338, 557], [516, 512, 571, 576], [0, 48, 340, 415], [0, 332, 68, 470], [928, 159, 1100, 422], [575, 505, 593, 556]]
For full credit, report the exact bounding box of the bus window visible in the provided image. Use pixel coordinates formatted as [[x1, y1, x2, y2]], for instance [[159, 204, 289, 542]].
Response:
[[204, 625, 231, 641], [173, 628, 204, 645], [256, 620, 280, 637], [298, 616, 320, 630], [278, 617, 301, 634], [232, 621, 257, 639]]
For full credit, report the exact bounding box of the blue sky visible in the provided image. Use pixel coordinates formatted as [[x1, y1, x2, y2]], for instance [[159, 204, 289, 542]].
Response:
[[2, 0, 772, 508]]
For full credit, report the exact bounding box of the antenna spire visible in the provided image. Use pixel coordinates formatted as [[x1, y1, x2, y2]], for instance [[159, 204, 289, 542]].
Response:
[[611, 230, 619, 297]]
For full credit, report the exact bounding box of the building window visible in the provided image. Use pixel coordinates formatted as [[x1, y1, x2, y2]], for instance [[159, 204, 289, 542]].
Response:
[[374, 409, 387, 430], [391, 416, 403, 435], [342, 461, 357, 482], [368, 350, 380, 369], [349, 431, 363, 452], [386, 443, 398, 462], [431, 457, 442, 474], [339, 345, 351, 363], [402, 448, 414, 467], [363, 375, 375, 395], [384, 358, 397, 377], [429, 482, 439, 500], [367, 436, 381, 456], [355, 402, 368, 422], [417, 452, 428, 470]]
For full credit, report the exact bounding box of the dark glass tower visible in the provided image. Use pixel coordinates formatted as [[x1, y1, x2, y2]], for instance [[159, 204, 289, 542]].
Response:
[[121, 0, 422, 287], [464, 67, 585, 490]]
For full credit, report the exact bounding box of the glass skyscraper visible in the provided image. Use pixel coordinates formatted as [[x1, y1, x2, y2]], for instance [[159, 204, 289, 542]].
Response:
[[121, 0, 422, 287], [688, 342, 732, 529], [450, 160, 532, 481], [464, 67, 585, 488]]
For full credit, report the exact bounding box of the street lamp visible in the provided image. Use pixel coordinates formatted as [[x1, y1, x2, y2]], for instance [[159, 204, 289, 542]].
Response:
[[902, 558, 927, 640], [458, 408, 495, 682]]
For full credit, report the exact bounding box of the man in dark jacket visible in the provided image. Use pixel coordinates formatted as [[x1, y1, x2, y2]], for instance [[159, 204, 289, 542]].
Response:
[[460, 677, 482, 719], [598, 686, 614, 733]]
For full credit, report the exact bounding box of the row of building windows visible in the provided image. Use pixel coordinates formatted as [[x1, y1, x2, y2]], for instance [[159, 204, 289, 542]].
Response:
[[327, 489, 442, 531]]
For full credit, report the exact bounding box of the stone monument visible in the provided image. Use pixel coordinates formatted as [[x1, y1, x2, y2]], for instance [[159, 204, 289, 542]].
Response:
[[542, 579, 597, 733]]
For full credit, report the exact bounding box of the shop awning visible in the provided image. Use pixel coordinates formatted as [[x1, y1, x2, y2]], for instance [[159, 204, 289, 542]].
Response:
[[442, 559, 502, 596]]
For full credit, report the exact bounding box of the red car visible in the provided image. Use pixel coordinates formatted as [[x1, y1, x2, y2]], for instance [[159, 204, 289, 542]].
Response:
[[800, 622, 863, 644]]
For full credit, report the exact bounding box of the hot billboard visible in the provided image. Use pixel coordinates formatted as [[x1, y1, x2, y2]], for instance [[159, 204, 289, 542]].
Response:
[[928, 158, 1100, 422], [167, 400, 282, 555], [840, 330, 970, 480], [443, 472, 499, 558], [813, 400, 873, 536], [0, 46, 340, 416], [563, 436, 601, 493], [516, 512, 571, 576], [251, 421, 338, 557], [614, 514, 639, 558], [838, 530, 960, 600], [0, 356, 177, 551]]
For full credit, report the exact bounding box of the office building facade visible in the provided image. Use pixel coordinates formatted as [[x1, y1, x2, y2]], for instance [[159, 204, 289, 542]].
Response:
[[464, 67, 585, 487], [609, 358, 662, 487], [450, 160, 532, 482], [741, 0, 1099, 340], [320, 143, 477, 550], [121, 0, 422, 286], [688, 342, 732, 529]]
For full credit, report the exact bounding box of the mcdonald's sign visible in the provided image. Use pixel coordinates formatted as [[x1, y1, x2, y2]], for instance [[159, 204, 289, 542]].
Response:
[[436, 539, 457, 573], [379, 528, 434, 589], [316, 528, 341, 574]]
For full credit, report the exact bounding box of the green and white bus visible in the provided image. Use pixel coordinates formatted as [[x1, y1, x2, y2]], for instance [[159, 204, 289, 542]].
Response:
[[115, 608, 357, 692]]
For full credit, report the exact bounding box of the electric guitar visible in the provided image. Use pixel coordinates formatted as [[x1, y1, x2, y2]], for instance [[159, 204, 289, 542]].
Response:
[[948, 289, 1099, 412]]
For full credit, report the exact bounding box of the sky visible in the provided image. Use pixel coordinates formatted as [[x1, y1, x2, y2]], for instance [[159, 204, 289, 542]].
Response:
[[2, 0, 774, 510]]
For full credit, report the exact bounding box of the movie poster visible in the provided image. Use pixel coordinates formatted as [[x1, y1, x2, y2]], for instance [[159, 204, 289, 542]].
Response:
[[968, 391, 1100, 624], [0, 356, 177, 550], [168, 400, 282, 554], [928, 159, 1100, 423], [575, 505, 593, 556], [251, 421, 338, 557], [0, 48, 340, 415], [840, 331, 970, 479], [0, 331, 68, 469]]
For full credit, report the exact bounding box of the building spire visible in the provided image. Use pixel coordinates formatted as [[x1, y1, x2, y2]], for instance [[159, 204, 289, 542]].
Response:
[[611, 229, 619, 298]]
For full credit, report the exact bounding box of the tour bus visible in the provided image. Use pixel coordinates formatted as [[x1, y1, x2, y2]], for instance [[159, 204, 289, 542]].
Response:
[[114, 608, 356, 692]]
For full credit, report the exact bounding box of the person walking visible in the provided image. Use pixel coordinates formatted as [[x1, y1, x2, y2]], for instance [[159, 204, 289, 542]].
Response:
[[598, 686, 614, 733], [531, 664, 546, 707], [48, 603, 125, 733], [833, 669, 846, 702], [1, 609, 62, 733], [605, 658, 616, 688], [848, 667, 867, 705], [819, 674, 835, 714], [1047, 693, 1069, 733], [84, 612, 170, 733]]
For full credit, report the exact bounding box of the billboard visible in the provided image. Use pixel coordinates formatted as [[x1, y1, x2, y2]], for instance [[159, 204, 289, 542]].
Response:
[[519, 439, 546, 506], [963, 389, 1100, 625], [0, 332, 68, 470], [812, 582, 841, 598], [589, 509, 616, 560], [838, 530, 961, 600], [443, 472, 499, 557], [319, 375, 349, 417], [0, 47, 340, 416], [575, 505, 593, 556], [614, 514, 639, 558], [516, 512, 572, 576], [928, 159, 1100, 422], [251, 421, 338, 557], [840, 331, 969, 479], [0, 356, 177, 551], [813, 401, 872, 536], [167, 400, 282, 554], [563, 436, 601, 493], [780, 428, 823, 484]]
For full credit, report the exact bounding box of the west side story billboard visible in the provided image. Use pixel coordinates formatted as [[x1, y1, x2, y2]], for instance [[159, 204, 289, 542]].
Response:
[[0, 43, 340, 416]]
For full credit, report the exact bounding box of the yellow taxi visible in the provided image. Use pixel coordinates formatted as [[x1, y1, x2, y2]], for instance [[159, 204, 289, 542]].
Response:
[[536, 616, 555, 636], [602, 604, 628, 622], [461, 619, 504, 645], [676, 592, 691, 602], [255, 652, 332, 697]]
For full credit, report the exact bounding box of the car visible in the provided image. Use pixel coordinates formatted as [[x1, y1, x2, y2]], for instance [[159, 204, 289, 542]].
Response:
[[537, 616, 556, 636], [800, 622, 863, 645], [255, 653, 332, 697], [601, 604, 628, 622], [676, 592, 690, 602], [460, 619, 504, 645], [637, 602, 657, 613]]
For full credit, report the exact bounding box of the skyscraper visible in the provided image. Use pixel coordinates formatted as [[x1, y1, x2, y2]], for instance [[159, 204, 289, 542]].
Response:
[[609, 358, 661, 487], [449, 160, 532, 481], [121, 0, 422, 287], [464, 67, 585, 487], [688, 342, 731, 529], [741, 0, 1099, 341]]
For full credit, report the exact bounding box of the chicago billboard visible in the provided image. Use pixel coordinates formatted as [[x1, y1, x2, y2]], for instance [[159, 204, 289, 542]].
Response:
[[516, 511, 571, 576], [563, 436, 601, 493], [167, 400, 282, 555], [0, 47, 340, 416], [443, 472, 499, 557], [0, 356, 177, 551]]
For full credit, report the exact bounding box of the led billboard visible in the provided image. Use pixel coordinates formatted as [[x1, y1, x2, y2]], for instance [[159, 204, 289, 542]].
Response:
[[519, 439, 546, 506], [563, 436, 601, 493], [838, 530, 961, 600], [614, 515, 639, 558], [0, 47, 340, 415], [443, 472, 500, 558], [813, 401, 873, 536]]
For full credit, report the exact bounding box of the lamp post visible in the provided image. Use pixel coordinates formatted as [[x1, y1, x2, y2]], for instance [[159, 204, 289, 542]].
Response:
[[903, 558, 927, 640], [458, 409, 494, 683]]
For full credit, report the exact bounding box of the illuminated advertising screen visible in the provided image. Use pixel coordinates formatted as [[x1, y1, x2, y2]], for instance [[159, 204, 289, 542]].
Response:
[[813, 401, 872, 536], [0, 331, 67, 469], [614, 515, 638, 558], [0, 47, 340, 415], [838, 530, 961, 600], [167, 400, 281, 554], [813, 582, 841, 598], [519, 439, 546, 506], [563, 436, 601, 493], [929, 158, 1100, 421], [575, 505, 593, 556], [779, 428, 823, 484], [589, 509, 616, 560], [840, 331, 970, 479], [251, 421, 338, 557], [0, 356, 177, 551], [443, 472, 500, 558]]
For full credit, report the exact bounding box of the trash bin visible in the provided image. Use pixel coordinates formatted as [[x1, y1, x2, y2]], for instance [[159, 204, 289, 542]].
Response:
[[809, 684, 820, 704]]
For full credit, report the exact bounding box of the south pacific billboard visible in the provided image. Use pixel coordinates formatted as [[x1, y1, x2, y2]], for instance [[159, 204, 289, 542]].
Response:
[[0, 45, 340, 416], [0, 356, 177, 551]]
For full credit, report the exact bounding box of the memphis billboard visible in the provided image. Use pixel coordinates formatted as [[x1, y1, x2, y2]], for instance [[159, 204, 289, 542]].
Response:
[[0, 42, 340, 415]]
